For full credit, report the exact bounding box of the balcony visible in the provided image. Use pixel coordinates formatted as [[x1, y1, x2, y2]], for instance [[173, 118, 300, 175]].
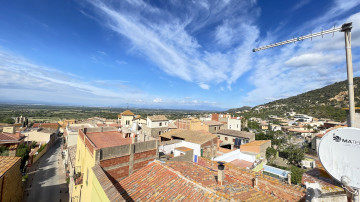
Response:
[[74, 172, 83, 185]]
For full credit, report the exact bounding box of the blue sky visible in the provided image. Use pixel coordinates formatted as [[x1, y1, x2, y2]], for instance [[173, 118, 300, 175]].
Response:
[[0, 0, 360, 110]]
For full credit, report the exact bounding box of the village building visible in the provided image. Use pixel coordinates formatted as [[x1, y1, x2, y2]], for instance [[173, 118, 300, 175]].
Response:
[[159, 129, 217, 160], [240, 140, 271, 159], [71, 127, 159, 202], [0, 156, 23, 202], [90, 158, 306, 201], [141, 115, 169, 139], [119, 110, 135, 127], [227, 117, 242, 131], [217, 129, 255, 150], [0, 132, 26, 156]]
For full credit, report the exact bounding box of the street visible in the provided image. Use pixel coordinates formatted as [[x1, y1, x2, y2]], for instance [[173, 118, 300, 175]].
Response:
[[23, 140, 68, 202]]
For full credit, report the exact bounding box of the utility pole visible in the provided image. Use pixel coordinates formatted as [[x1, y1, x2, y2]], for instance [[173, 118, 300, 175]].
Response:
[[341, 23, 355, 127], [253, 22, 355, 127]]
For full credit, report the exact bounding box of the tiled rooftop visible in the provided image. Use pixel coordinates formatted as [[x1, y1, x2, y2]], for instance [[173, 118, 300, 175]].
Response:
[[0, 156, 21, 177], [217, 129, 255, 139], [148, 115, 168, 121], [241, 140, 270, 147], [116, 161, 279, 201], [203, 120, 223, 126], [0, 132, 25, 143], [121, 110, 135, 116], [32, 123, 60, 129], [160, 129, 217, 145], [86, 131, 132, 149]]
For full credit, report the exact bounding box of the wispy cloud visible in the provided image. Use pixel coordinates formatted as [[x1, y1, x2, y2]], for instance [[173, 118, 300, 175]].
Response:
[[87, 0, 260, 89], [291, 0, 311, 11], [0, 49, 145, 105], [242, 7, 360, 106]]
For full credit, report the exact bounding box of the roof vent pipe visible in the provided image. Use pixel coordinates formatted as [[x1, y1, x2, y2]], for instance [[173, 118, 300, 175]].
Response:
[[217, 162, 225, 186]]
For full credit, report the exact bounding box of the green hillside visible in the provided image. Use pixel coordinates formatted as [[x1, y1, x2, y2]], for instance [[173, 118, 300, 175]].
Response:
[[232, 77, 360, 122]]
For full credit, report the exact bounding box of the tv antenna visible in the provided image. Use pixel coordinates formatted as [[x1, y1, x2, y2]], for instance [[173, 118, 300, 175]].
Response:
[[253, 23, 355, 127]]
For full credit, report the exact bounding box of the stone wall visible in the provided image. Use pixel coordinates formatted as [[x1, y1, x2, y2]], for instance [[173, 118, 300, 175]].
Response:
[[0, 158, 23, 202]]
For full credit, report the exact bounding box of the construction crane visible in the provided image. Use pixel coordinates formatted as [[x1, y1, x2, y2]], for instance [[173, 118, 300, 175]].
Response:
[[253, 23, 355, 127]]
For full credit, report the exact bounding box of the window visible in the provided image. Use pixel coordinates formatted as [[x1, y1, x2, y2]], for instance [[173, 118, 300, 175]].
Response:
[[126, 120, 130, 125], [237, 124, 239, 128], [159, 122, 162, 126], [225, 137, 228, 141]]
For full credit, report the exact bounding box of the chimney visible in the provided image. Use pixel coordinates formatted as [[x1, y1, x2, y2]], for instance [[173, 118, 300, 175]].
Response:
[[287, 173, 291, 185], [253, 175, 258, 188], [217, 162, 225, 186]]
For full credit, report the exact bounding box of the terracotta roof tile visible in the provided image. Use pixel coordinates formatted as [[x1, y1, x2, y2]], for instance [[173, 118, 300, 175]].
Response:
[[0, 132, 25, 143], [86, 131, 132, 149], [121, 110, 134, 116], [0, 156, 21, 177]]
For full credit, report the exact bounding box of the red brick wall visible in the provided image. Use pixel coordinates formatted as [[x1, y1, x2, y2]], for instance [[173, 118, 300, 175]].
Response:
[[211, 114, 219, 121], [201, 138, 216, 147], [134, 149, 156, 160], [79, 130, 84, 142], [85, 138, 94, 154], [106, 166, 129, 180], [133, 159, 154, 171], [100, 155, 130, 168]]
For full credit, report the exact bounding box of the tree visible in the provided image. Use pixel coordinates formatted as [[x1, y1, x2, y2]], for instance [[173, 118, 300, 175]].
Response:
[[16, 144, 30, 170], [2, 117, 15, 124], [290, 166, 305, 185], [266, 147, 277, 164], [282, 144, 305, 166]]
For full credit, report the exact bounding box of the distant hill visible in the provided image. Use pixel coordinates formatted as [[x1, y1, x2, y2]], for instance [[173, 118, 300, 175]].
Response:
[[231, 77, 360, 122]]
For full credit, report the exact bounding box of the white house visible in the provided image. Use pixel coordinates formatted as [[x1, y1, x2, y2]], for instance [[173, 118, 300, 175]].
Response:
[[227, 117, 242, 131]]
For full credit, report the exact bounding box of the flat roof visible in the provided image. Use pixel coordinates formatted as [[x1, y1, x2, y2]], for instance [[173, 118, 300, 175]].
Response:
[[217, 129, 254, 139], [86, 131, 132, 149], [160, 129, 217, 145], [175, 146, 193, 152], [241, 140, 270, 147], [0, 156, 21, 177]]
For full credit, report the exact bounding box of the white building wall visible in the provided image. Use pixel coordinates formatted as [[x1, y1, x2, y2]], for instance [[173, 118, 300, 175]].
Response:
[[158, 140, 201, 157], [228, 118, 241, 131], [213, 149, 256, 163], [147, 117, 169, 128]]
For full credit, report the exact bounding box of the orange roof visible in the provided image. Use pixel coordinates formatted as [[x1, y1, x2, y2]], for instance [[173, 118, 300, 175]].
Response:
[[86, 131, 132, 149], [0, 132, 25, 143], [121, 110, 134, 116], [0, 156, 21, 177], [241, 140, 270, 147], [118, 161, 277, 201], [174, 146, 193, 152], [33, 123, 59, 129]]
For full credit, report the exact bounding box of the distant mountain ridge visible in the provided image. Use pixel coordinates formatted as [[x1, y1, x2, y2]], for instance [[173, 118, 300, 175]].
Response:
[[229, 77, 360, 121]]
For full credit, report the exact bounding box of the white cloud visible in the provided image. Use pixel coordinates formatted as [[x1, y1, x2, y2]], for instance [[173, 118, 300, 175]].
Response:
[[87, 0, 259, 87], [199, 83, 210, 90], [0, 49, 146, 105], [153, 98, 163, 103], [242, 10, 360, 106], [284, 53, 342, 67]]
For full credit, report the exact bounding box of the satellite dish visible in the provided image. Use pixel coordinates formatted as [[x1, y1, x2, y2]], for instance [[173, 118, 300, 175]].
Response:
[[318, 127, 360, 189]]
